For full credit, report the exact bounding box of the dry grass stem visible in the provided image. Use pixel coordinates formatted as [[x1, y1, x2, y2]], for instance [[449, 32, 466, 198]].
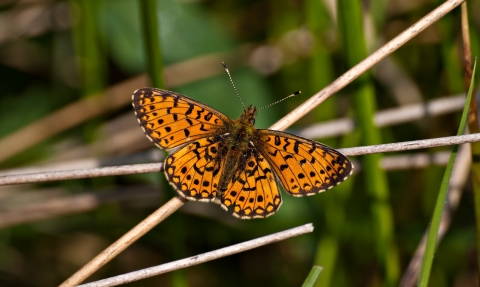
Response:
[[1, 133, 478, 186], [399, 144, 471, 287], [0, 93, 463, 180], [338, 133, 480, 156], [270, 0, 465, 131], [0, 149, 163, 177], [0, 186, 160, 229], [76, 223, 314, 287], [380, 151, 450, 171], [297, 94, 465, 139], [0, 163, 163, 186], [58, 196, 187, 287], [0, 151, 452, 229]]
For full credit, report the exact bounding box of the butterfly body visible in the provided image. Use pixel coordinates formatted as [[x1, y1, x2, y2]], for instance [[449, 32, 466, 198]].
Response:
[[133, 88, 353, 219]]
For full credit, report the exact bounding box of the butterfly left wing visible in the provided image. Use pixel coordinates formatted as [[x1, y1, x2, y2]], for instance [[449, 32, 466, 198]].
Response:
[[132, 88, 231, 149], [218, 147, 282, 219], [254, 130, 353, 197], [164, 136, 226, 201]]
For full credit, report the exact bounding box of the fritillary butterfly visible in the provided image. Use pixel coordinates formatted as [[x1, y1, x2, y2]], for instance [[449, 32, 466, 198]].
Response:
[[132, 77, 353, 219]]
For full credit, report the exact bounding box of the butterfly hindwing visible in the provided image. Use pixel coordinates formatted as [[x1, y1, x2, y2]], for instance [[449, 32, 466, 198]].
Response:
[[164, 136, 226, 201], [255, 130, 353, 197], [132, 88, 231, 149], [218, 148, 282, 219]]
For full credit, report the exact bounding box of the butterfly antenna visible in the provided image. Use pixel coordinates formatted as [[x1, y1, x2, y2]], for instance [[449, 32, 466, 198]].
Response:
[[258, 91, 301, 111], [222, 62, 245, 110]]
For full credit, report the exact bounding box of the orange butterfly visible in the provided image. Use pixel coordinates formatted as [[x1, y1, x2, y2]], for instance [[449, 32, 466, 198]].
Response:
[[132, 74, 353, 219]]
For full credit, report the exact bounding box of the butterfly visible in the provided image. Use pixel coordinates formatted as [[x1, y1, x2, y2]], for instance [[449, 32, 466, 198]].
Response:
[[132, 77, 353, 219]]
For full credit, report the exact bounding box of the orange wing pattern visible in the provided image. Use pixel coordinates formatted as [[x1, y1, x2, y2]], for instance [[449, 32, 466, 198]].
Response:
[[164, 136, 225, 201], [133, 87, 354, 219], [255, 130, 353, 197], [132, 88, 231, 149], [218, 148, 281, 219]]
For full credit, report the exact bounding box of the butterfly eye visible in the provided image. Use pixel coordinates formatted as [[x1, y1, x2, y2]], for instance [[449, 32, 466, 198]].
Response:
[[249, 118, 255, 125]]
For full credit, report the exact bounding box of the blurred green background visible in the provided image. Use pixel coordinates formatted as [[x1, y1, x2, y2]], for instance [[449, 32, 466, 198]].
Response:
[[0, 0, 479, 286]]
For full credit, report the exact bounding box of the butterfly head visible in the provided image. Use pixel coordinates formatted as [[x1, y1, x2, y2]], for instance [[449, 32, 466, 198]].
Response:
[[242, 105, 258, 126]]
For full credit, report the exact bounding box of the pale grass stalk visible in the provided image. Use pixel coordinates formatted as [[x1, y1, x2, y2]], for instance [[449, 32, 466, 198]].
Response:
[[0, 151, 452, 229], [0, 94, 463, 179], [270, 0, 465, 131], [75, 224, 314, 287], [1, 133, 478, 187], [0, 186, 160, 229], [58, 196, 187, 287], [298, 94, 465, 139]]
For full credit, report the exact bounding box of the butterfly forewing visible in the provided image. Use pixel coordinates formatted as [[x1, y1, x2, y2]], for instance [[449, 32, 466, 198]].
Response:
[[255, 130, 353, 196], [132, 88, 231, 149]]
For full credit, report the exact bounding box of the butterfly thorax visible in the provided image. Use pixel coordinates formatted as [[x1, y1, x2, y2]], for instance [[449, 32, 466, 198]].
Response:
[[229, 105, 257, 142], [217, 105, 259, 194]]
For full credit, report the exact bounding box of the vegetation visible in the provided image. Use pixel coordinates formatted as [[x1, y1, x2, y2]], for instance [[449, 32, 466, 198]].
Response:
[[0, 0, 478, 286]]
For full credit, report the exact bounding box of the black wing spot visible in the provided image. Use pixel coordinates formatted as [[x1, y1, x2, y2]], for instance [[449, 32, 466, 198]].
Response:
[[274, 136, 281, 146], [157, 119, 164, 125], [298, 173, 305, 179], [165, 126, 171, 132], [257, 195, 263, 202], [185, 104, 194, 115], [203, 181, 210, 187], [284, 154, 294, 160], [294, 141, 300, 153], [239, 196, 245, 202], [204, 112, 213, 121], [193, 179, 200, 185]]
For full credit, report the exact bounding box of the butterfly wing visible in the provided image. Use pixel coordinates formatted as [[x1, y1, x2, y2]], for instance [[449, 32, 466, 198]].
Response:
[[132, 88, 231, 149], [164, 136, 226, 201], [255, 130, 353, 196], [218, 147, 282, 219]]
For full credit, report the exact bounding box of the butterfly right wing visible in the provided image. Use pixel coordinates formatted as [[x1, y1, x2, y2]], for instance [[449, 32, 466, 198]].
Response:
[[132, 88, 232, 149], [255, 129, 353, 197]]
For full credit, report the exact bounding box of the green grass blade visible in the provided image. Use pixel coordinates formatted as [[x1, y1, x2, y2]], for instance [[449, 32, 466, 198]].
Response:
[[337, 1, 400, 285], [418, 59, 477, 287], [70, 0, 106, 96], [302, 266, 323, 287], [138, 0, 165, 88]]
